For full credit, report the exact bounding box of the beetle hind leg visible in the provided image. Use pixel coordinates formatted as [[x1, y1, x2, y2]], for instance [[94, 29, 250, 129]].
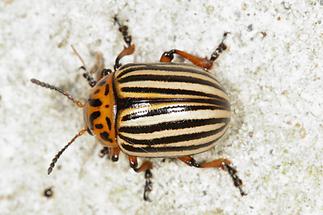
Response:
[[179, 156, 246, 196], [160, 32, 229, 70], [128, 156, 153, 201]]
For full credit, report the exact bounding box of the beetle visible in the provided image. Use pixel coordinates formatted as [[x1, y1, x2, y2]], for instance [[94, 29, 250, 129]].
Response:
[[31, 16, 246, 201]]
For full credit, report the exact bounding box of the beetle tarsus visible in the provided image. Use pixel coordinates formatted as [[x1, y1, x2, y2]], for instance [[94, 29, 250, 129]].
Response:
[[209, 32, 230, 62], [113, 16, 135, 70], [224, 163, 247, 196], [114, 15, 132, 48], [82, 71, 97, 87], [143, 169, 153, 201], [99, 147, 109, 158]]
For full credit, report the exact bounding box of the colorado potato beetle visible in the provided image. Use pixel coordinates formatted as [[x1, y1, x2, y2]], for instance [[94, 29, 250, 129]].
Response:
[[31, 16, 246, 200]]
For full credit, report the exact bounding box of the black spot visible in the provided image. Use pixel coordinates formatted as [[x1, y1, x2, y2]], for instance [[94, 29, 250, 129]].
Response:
[[95, 124, 103, 129], [106, 117, 112, 130], [89, 111, 101, 129], [94, 89, 100, 94], [105, 105, 110, 108], [88, 98, 102, 107], [43, 187, 54, 198], [100, 132, 112, 142], [104, 84, 110, 95]]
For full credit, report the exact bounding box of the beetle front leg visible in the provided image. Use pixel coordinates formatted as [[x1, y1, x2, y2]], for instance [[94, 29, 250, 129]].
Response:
[[179, 156, 246, 196], [113, 16, 136, 70], [99, 146, 120, 162], [128, 156, 153, 201], [160, 32, 229, 70]]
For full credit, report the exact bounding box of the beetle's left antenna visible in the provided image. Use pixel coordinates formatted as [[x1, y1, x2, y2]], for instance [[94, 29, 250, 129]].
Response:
[[30, 78, 85, 108], [47, 128, 87, 175]]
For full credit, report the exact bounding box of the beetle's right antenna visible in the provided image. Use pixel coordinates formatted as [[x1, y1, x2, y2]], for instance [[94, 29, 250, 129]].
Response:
[[30, 79, 85, 108], [48, 128, 87, 175]]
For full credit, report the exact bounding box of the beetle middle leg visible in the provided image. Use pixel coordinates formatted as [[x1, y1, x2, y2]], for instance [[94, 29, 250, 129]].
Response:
[[128, 156, 153, 201], [160, 32, 229, 70], [179, 156, 246, 196], [113, 15, 135, 70]]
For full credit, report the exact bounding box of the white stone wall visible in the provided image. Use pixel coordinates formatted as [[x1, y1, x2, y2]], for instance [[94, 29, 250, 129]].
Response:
[[0, 0, 322, 214]]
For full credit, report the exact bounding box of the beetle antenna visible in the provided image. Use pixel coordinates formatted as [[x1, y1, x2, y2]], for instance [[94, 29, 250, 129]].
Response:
[[30, 78, 85, 108], [48, 128, 87, 175]]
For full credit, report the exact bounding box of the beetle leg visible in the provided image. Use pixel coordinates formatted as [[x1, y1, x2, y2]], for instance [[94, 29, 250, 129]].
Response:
[[89, 52, 106, 81], [160, 32, 229, 70], [179, 156, 246, 196], [99, 146, 120, 162], [128, 156, 153, 201], [113, 15, 136, 70], [99, 147, 109, 158], [71, 45, 97, 87], [72, 45, 111, 86], [110, 147, 120, 162]]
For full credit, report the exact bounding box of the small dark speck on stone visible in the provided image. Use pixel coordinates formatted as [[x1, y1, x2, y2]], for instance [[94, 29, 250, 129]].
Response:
[[282, 1, 291, 10], [260, 32, 267, 38], [247, 24, 253, 31], [43, 187, 54, 198], [203, 190, 207, 196]]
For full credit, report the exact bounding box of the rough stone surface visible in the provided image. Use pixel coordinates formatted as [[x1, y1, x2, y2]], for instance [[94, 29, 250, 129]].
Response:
[[0, 0, 322, 214]]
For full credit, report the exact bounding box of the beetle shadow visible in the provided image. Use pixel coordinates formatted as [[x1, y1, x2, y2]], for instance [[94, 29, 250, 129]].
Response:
[[212, 79, 246, 155]]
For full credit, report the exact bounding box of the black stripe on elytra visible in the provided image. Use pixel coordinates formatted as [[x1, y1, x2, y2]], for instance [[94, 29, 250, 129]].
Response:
[[95, 124, 103, 129], [100, 132, 112, 142], [118, 63, 148, 71], [119, 97, 230, 111], [116, 64, 222, 86], [104, 84, 110, 95], [119, 117, 229, 134], [88, 99, 102, 107], [106, 117, 112, 130], [89, 111, 101, 129], [118, 125, 226, 145], [121, 87, 224, 99], [120, 128, 227, 153], [118, 74, 222, 91], [121, 104, 228, 121]]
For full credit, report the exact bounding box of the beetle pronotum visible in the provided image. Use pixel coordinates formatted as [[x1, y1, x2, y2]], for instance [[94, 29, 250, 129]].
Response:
[[31, 16, 246, 200]]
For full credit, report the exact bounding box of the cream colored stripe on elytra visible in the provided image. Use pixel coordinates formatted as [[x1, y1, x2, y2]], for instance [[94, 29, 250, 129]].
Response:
[[120, 124, 227, 148], [120, 109, 231, 127], [118, 81, 229, 100], [119, 122, 226, 140]]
